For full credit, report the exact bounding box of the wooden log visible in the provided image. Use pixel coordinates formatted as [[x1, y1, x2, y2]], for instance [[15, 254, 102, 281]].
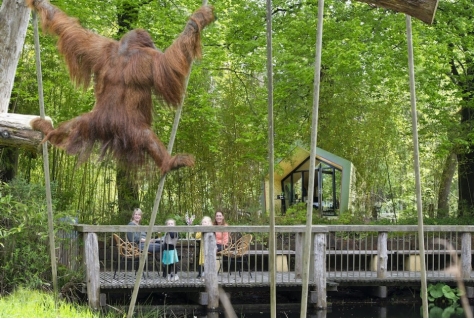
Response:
[[84, 232, 100, 310], [0, 113, 52, 152], [356, 0, 439, 24]]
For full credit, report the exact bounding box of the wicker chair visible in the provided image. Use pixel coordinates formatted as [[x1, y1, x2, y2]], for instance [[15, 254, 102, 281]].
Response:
[[112, 234, 150, 279], [217, 234, 253, 277]]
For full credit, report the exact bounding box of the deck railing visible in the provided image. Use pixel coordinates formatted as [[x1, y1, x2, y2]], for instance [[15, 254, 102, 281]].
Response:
[[67, 224, 474, 309]]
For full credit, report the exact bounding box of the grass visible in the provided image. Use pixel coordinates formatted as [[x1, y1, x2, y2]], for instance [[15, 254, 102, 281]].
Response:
[[0, 287, 103, 318], [0, 287, 168, 318]]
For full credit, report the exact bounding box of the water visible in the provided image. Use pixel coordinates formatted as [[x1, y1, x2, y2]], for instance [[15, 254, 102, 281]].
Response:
[[236, 302, 423, 318], [112, 289, 470, 318]]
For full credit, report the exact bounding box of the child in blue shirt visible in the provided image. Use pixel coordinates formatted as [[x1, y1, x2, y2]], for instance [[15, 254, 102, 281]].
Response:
[[162, 218, 179, 281]]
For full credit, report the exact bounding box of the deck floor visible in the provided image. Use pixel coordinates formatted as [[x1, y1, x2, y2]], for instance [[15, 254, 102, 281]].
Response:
[[100, 270, 301, 289], [99, 270, 472, 290]]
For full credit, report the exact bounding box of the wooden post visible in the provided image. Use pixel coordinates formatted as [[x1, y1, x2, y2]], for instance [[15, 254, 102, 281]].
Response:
[[84, 232, 100, 310], [0, 0, 31, 113], [204, 232, 219, 314], [295, 232, 303, 279], [461, 232, 471, 279], [377, 232, 388, 279], [312, 232, 326, 309]]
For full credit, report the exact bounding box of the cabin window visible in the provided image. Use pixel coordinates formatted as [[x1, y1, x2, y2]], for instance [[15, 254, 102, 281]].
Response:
[[280, 157, 341, 216]]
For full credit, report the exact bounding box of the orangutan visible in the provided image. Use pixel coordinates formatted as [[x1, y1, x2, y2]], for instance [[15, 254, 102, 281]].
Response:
[[26, 0, 215, 174]]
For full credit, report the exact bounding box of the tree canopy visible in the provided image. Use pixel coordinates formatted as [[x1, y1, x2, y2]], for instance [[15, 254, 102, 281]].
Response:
[[1, 0, 473, 224]]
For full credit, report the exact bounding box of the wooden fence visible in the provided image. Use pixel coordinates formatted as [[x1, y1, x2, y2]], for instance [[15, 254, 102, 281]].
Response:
[[66, 225, 474, 310]]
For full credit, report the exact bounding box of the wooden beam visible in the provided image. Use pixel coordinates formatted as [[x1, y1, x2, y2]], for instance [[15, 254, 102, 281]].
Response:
[[0, 113, 51, 152], [356, 0, 439, 24]]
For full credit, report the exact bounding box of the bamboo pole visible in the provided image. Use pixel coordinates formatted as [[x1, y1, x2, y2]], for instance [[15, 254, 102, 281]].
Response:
[[405, 14, 428, 318], [265, 0, 277, 317], [300, 0, 325, 315], [32, 11, 58, 296]]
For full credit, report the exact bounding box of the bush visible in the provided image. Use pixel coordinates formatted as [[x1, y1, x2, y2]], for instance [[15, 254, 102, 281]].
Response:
[[0, 179, 77, 295]]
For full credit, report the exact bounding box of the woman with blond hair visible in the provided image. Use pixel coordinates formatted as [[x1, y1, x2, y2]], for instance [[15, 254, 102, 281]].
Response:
[[195, 216, 213, 279], [126, 208, 161, 254]]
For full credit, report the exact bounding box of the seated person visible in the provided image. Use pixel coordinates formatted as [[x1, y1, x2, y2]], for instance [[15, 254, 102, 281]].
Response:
[[127, 208, 162, 255], [214, 211, 229, 252]]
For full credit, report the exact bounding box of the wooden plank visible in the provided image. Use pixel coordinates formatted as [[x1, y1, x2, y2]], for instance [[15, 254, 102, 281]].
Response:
[[74, 224, 329, 234], [326, 250, 378, 255], [355, 0, 439, 24], [249, 249, 296, 255]]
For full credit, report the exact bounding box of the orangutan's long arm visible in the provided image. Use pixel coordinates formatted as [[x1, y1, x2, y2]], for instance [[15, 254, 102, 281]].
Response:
[[152, 5, 215, 107], [25, 0, 115, 90]]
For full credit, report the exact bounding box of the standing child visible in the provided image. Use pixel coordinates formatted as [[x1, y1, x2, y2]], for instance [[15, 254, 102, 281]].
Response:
[[195, 216, 213, 279], [162, 218, 179, 281]]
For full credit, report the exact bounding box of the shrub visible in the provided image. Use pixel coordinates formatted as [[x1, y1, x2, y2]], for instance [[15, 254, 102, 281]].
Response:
[[0, 179, 77, 294]]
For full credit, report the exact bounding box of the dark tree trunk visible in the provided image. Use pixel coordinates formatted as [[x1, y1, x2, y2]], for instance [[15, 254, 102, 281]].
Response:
[[456, 64, 474, 216], [437, 152, 457, 217], [114, 1, 142, 223], [0, 147, 18, 182], [447, 19, 474, 216], [117, 2, 139, 37], [116, 167, 140, 224], [458, 145, 474, 216]]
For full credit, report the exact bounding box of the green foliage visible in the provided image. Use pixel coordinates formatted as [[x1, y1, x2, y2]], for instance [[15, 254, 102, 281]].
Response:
[[0, 288, 100, 318], [0, 179, 79, 294], [277, 203, 367, 225], [7, 0, 474, 257], [422, 283, 465, 318], [425, 283, 461, 305], [371, 215, 474, 226]]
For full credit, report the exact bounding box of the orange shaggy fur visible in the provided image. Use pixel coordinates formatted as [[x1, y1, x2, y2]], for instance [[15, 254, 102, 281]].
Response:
[[26, 0, 215, 174]]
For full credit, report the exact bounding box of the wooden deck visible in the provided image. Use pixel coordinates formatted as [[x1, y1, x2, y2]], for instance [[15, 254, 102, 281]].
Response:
[[98, 268, 474, 291], [69, 224, 474, 309], [100, 270, 302, 290]]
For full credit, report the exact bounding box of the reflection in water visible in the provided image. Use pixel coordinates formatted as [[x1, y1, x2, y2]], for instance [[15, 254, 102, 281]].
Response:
[[242, 303, 423, 318], [311, 303, 421, 318]]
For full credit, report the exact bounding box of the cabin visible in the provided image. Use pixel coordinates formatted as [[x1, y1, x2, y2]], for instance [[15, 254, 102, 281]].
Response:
[[265, 146, 356, 216]]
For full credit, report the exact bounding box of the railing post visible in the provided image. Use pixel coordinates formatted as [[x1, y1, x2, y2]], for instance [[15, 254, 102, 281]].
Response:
[[377, 232, 388, 279], [461, 232, 471, 279], [204, 232, 219, 314], [84, 232, 100, 310], [313, 231, 326, 309], [295, 232, 303, 279]]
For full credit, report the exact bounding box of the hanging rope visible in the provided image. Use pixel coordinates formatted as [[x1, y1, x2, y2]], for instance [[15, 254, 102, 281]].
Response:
[[265, 0, 277, 317], [127, 1, 208, 317], [32, 11, 58, 295]]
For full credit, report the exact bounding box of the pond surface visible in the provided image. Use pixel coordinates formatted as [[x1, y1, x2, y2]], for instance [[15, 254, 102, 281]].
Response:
[[227, 302, 422, 318], [110, 288, 471, 318]]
